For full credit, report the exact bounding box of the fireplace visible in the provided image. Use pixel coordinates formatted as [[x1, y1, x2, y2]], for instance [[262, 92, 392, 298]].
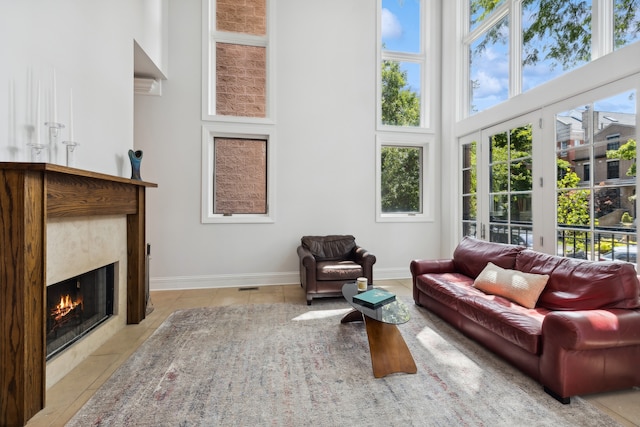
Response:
[[46, 264, 115, 360]]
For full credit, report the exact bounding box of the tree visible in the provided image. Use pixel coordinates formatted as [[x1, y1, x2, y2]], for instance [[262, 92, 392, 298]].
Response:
[[606, 138, 637, 177], [381, 60, 420, 126], [556, 167, 591, 227], [472, 0, 640, 70], [380, 57, 422, 212], [381, 146, 421, 212]]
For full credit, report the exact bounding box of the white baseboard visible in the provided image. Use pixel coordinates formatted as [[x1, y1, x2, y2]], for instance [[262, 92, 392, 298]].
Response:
[[150, 267, 410, 291]]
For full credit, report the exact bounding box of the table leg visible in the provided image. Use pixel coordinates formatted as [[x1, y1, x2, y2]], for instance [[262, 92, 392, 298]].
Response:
[[364, 316, 417, 378], [340, 309, 364, 323]]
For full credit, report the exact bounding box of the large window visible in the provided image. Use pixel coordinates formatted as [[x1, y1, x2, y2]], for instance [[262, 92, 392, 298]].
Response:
[[464, 0, 640, 116], [379, 0, 428, 128], [377, 0, 435, 222], [555, 90, 637, 262], [202, 0, 275, 223]]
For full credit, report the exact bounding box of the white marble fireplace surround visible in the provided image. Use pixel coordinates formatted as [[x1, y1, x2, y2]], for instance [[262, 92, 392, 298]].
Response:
[[45, 215, 128, 387]]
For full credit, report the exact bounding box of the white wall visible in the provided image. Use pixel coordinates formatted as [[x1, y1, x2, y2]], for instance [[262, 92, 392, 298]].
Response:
[[0, 0, 164, 176], [135, 0, 442, 290]]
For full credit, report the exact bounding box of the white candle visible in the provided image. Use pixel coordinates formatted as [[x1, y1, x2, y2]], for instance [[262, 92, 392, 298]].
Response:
[[35, 80, 41, 144], [68, 89, 74, 141], [9, 80, 15, 144], [51, 69, 58, 122]]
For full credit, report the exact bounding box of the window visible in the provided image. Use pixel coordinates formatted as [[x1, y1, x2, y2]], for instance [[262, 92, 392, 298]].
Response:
[[201, 124, 275, 223], [376, 136, 432, 222], [464, 1, 640, 116], [202, 1, 275, 223], [461, 139, 478, 238], [555, 90, 636, 261], [379, 0, 428, 128], [608, 160, 620, 179], [376, 0, 435, 222], [203, 0, 272, 121]]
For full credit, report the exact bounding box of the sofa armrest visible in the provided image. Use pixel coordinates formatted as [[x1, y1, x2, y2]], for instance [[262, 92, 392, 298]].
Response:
[[542, 309, 640, 350], [410, 259, 455, 277]]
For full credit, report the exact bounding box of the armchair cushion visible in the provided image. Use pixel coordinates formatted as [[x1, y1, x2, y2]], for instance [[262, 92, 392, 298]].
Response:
[[301, 235, 356, 261]]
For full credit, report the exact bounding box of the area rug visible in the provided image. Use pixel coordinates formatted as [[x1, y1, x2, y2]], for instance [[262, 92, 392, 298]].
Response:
[[67, 300, 621, 426]]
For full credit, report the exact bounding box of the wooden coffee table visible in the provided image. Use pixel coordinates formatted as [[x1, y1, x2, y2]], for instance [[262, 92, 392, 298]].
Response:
[[341, 283, 417, 378]]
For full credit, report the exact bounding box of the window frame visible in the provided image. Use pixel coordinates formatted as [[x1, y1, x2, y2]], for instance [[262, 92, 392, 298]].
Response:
[[377, 0, 433, 131], [375, 134, 434, 223], [201, 123, 276, 224], [201, 0, 275, 124]]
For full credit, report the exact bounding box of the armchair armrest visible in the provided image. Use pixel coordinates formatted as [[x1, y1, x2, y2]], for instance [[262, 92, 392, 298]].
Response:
[[354, 246, 376, 280], [410, 259, 455, 277], [542, 309, 640, 350], [297, 245, 316, 268]]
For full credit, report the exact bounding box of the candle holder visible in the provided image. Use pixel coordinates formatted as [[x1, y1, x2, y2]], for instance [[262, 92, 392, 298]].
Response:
[[27, 142, 50, 162], [46, 122, 65, 164], [45, 122, 65, 140], [62, 141, 79, 167]]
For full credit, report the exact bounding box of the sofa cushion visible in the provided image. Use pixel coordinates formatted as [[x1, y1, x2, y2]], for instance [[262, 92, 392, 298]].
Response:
[[457, 293, 547, 354], [515, 250, 640, 310], [316, 260, 362, 280], [415, 273, 477, 309], [301, 235, 356, 261], [473, 262, 549, 309], [453, 237, 524, 279]]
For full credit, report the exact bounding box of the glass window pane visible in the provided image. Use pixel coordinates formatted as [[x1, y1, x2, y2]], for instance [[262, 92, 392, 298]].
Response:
[[382, 0, 421, 53], [614, 0, 640, 50], [469, 0, 506, 32], [216, 43, 266, 118], [214, 138, 267, 214], [522, 0, 591, 92], [463, 194, 477, 221], [470, 16, 509, 114], [216, 0, 266, 36], [381, 146, 422, 213], [381, 61, 421, 126], [555, 90, 636, 262]]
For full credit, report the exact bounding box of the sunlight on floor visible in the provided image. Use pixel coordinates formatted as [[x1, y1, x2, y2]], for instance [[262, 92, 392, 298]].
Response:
[[416, 326, 484, 393], [292, 308, 352, 321]]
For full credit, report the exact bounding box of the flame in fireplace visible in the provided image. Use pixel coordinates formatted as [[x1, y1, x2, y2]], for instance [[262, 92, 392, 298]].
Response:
[[51, 294, 83, 322]]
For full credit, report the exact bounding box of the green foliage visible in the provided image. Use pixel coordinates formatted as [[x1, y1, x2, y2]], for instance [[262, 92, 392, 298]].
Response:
[[606, 138, 637, 177], [488, 125, 533, 193], [381, 60, 420, 126], [556, 168, 590, 226], [381, 146, 421, 212]]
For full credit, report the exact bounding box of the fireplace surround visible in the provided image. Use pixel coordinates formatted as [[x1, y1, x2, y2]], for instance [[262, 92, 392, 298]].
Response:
[[0, 163, 156, 426]]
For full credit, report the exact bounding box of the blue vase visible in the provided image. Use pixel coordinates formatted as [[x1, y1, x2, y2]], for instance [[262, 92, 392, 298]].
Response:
[[129, 149, 143, 180]]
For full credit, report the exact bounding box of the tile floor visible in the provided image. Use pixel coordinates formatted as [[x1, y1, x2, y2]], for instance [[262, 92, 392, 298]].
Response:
[[26, 279, 640, 426]]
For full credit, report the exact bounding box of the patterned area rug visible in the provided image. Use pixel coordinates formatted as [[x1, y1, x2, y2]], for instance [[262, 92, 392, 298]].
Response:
[[67, 300, 621, 426]]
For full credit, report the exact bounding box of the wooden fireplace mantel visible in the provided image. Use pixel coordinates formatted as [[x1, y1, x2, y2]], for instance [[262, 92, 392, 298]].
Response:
[[0, 162, 157, 427]]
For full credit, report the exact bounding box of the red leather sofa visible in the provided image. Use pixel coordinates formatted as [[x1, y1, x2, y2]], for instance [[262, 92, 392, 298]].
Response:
[[411, 237, 640, 403]]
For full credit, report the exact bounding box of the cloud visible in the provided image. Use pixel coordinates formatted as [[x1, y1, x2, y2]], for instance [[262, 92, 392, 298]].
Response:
[[381, 8, 402, 39], [473, 70, 505, 98]]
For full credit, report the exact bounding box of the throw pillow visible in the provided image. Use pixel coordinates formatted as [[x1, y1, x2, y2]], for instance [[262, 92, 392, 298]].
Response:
[[473, 262, 549, 309]]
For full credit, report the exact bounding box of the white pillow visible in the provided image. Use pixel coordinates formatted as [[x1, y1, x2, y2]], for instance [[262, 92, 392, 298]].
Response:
[[473, 262, 549, 309]]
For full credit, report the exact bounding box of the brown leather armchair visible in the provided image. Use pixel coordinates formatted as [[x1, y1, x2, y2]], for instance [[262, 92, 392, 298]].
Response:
[[297, 235, 376, 305]]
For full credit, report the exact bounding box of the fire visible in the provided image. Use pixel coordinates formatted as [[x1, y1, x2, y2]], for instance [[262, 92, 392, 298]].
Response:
[[51, 294, 83, 322]]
